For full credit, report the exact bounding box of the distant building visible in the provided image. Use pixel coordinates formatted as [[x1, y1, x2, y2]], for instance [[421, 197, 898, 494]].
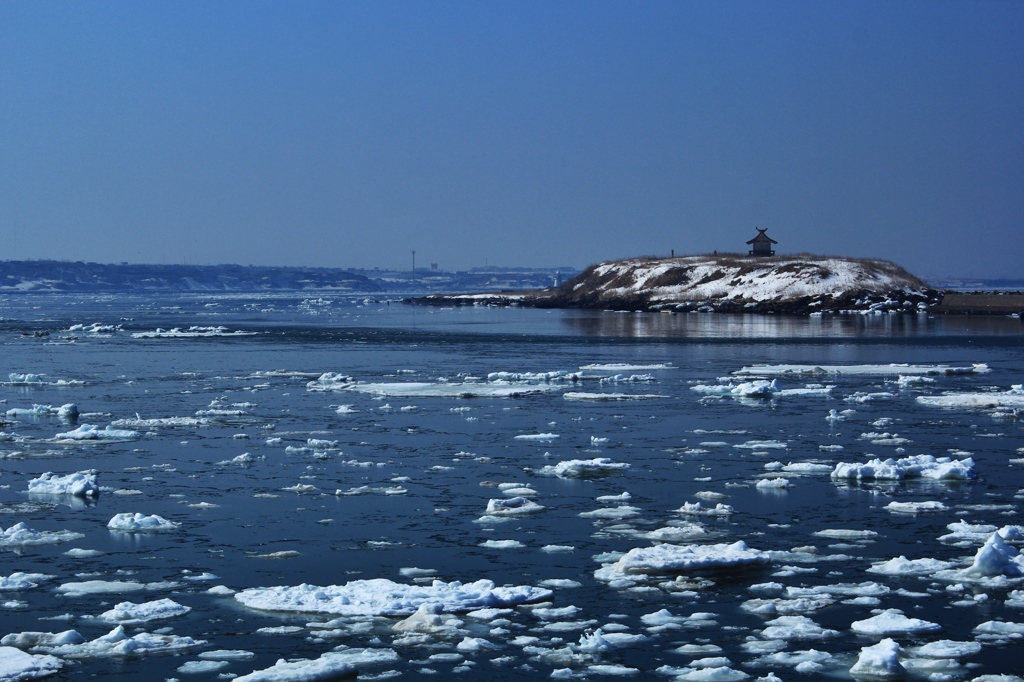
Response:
[[746, 228, 777, 257]]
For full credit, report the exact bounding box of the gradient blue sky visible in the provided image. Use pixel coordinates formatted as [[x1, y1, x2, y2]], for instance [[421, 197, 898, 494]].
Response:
[[1, 1, 1021, 277]]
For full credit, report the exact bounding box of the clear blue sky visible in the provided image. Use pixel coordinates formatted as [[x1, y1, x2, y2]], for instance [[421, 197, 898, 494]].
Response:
[[1, 1, 1021, 277]]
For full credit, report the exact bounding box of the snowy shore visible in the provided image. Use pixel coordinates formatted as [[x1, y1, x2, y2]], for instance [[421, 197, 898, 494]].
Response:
[[410, 254, 944, 315]]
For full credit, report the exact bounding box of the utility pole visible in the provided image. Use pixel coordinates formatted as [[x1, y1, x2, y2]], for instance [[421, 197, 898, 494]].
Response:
[[412, 250, 416, 272]]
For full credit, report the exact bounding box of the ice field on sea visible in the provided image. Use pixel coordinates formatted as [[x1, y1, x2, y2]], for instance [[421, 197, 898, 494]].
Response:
[[1, 293, 1024, 680]]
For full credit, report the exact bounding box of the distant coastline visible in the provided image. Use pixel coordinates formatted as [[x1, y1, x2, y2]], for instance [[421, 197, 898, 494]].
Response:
[[0, 260, 575, 295]]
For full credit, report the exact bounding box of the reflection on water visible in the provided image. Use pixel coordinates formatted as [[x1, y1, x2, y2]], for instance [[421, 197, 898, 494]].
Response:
[[560, 310, 1024, 338]]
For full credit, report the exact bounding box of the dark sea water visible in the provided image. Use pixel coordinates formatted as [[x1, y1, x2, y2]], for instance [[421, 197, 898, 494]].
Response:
[[1, 293, 1023, 681]]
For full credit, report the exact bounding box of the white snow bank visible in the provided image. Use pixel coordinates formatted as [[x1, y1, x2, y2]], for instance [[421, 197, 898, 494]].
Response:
[[235, 578, 551, 616], [831, 454, 975, 481], [27, 471, 98, 497], [107, 513, 179, 533], [53, 424, 140, 441], [539, 458, 630, 478], [736, 363, 988, 376]]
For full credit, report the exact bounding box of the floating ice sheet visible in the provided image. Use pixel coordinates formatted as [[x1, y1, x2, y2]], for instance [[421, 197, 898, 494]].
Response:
[[917, 385, 1024, 411], [234, 647, 399, 681], [579, 363, 674, 371], [53, 424, 140, 441], [598, 541, 770, 579], [235, 578, 552, 616], [131, 326, 257, 338], [563, 392, 667, 401], [349, 382, 561, 398], [735, 363, 988, 376]]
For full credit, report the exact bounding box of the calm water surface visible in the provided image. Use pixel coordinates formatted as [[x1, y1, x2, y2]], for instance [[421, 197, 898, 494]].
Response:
[[0, 293, 1022, 680]]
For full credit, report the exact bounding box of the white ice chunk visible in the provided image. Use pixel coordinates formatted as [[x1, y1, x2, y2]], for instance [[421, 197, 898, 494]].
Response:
[[959, 531, 1024, 578], [43, 625, 205, 658], [0, 573, 53, 592], [54, 424, 140, 441], [27, 471, 98, 497], [849, 638, 905, 677], [756, 478, 791, 489], [761, 615, 840, 641], [540, 458, 630, 478], [106, 513, 180, 533], [0, 523, 83, 547], [850, 609, 941, 636], [96, 598, 191, 624], [677, 502, 734, 516]]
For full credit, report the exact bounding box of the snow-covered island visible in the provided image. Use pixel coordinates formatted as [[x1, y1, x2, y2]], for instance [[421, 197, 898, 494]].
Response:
[[410, 254, 944, 315]]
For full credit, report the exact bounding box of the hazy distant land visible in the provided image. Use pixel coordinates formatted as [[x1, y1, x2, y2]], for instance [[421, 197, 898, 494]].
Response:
[[0, 260, 574, 296]]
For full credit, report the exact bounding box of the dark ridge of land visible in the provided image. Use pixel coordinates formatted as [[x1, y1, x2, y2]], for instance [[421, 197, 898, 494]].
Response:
[[933, 292, 1024, 315], [0, 261, 380, 293]]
